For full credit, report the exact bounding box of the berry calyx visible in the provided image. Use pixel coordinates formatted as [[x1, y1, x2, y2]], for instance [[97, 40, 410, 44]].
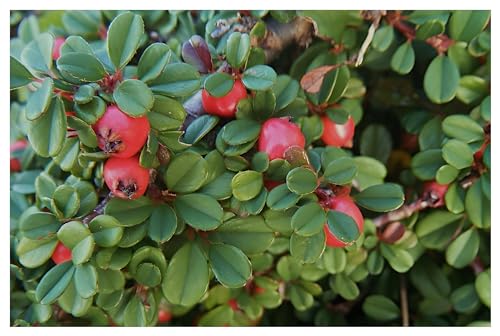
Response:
[[422, 181, 449, 208], [104, 155, 150, 200], [93, 105, 150, 158], [158, 310, 172, 323], [320, 115, 355, 148], [51, 242, 72, 264], [258, 118, 306, 160], [323, 195, 364, 248], [52, 37, 66, 60], [10, 139, 28, 173], [201, 79, 247, 118]]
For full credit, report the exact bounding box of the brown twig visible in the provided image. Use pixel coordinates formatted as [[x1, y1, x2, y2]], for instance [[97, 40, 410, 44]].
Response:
[[372, 199, 429, 229], [82, 192, 112, 225], [400, 275, 410, 327]]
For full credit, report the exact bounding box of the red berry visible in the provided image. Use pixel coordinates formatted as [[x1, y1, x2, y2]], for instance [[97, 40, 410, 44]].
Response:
[[10, 139, 28, 173], [104, 155, 150, 200], [52, 37, 66, 60], [323, 195, 364, 248], [51, 242, 72, 264], [201, 79, 247, 118], [264, 180, 281, 191], [93, 105, 150, 158], [320, 116, 355, 148], [423, 181, 449, 208], [227, 299, 239, 311], [158, 310, 172, 323], [258, 118, 306, 160]]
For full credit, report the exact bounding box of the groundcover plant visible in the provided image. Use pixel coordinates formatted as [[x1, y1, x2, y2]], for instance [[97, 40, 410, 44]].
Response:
[[10, 10, 490, 326]]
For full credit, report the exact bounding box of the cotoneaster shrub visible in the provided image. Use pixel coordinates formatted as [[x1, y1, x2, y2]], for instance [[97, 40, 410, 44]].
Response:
[[10, 10, 490, 327]]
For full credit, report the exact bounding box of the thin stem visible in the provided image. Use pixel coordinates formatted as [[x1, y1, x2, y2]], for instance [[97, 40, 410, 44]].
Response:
[[82, 192, 113, 225], [400, 275, 410, 327]]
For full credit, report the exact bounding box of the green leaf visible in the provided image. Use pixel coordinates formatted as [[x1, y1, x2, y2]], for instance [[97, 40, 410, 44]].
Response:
[[57, 281, 92, 317], [242, 65, 277, 91], [353, 157, 387, 190], [28, 96, 66, 157], [148, 95, 186, 132], [354, 183, 404, 212], [475, 269, 491, 308], [53, 137, 79, 172], [298, 10, 363, 42], [322, 66, 350, 104], [456, 75, 488, 105], [26, 78, 54, 121], [62, 10, 101, 36], [203, 72, 234, 97], [362, 295, 400, 321], [273, 75, 300, 111], [266, 184, 301, 211], [410, 257, 451, 298], [123, 296, 147, 327], [16, 237, 58, 268], [20, 211, 59, 240], [107, 12, 144, 69], [292, 202, 327, 237], [35, 262, 75, 304], [277, 255, 302, 281], [95, 268, 125, 294], [231, 170, 263, 201], [380, 244, 414, 273], [390, 42, 415, 75], [416, 211, 463, 249], [446, 229, 479, 269], [419, 116, 445, 151], [226, 32, 251, 69], [75, 96, 106, 124], [57, 52, 107, 82], [174, 193, 223, 231], [436, 164, 459, 185], [104, 197, 153, 227], [74, 263, 98, 298], [10, 56, 34, 89], [183, 115, 219, 144], [57, 221, 95, 265], [366, 250, 384, 275], [209, 243, 252, 288], [415, 20, 445, 40], [290, 231, 326, 263], [96, 248, 131, 271], [360, 124, 392, 164], [165, 151, 208, 193], [451, 284, 480, 314], [60, 35, 94, 56], [332, 273, 359, 300], [465, 181, 490, 228], [445, 182, 465, 214], [67, 116, 98, 148], [222, 119, 261, 146], [88, 215, 124, 248], [74, 84, 95, 105], [147, 204, 177, 243], [326, 210, 360, 244], [162, 242, 209, 306], [411, 149, 446, 180], [113, 79, 154, 117], [209, 216, 274, 255], [252, 90, 276, 120], [442, 139, 473, 169], [198, 305, 234, 326], [18, 15, 40, 43], [322, 248, 347, 274], [442, 115, 484, 143], [372, 25, 394, 52], [423, 55, 460, 104], [137, 43, 171, 82], [149, 63, 201, 98], [20, 32, 53, 73], [286, 167, 318, 195], [323, 157, 357, 185], [51, 184, 80, 219], [449, 10, 490, 43]]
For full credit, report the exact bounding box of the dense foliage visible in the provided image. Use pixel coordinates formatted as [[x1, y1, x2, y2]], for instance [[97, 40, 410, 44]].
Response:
[[10, 10, 490, 326]]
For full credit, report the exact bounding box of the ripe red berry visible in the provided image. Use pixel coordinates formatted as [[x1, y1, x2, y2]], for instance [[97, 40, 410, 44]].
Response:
[[227, 299, 239, 311], [52, 36, 66, 60], [323, 195, 364, 248], [423, 181, 449, 208], [258, 118, 306, 160], [320, 115, 355, 148], [104, 155, 150, 199], [201, 79, 247, 118], [158, 310, 172, 323], [10, 139, 28, 173], [263, 180, 281, 191], [51, 242, 72, 264], [93, 105, 150, 158]]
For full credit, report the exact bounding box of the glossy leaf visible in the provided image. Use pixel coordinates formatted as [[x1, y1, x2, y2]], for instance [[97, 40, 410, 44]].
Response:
[[165, 151, 208, 193], [423, 56, 460, 104], [113, 79, 154, 117], [57, 52, 107, 82], [35, 262, 75, 304], [242, 65, 277, 91], [225, 32, 251, 69], [209, 243, 252, 288], [107, 12, 144, 70], [354, 183, 404, 212], [292, 202, 326, 237], [174, 193, 223, 231]]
